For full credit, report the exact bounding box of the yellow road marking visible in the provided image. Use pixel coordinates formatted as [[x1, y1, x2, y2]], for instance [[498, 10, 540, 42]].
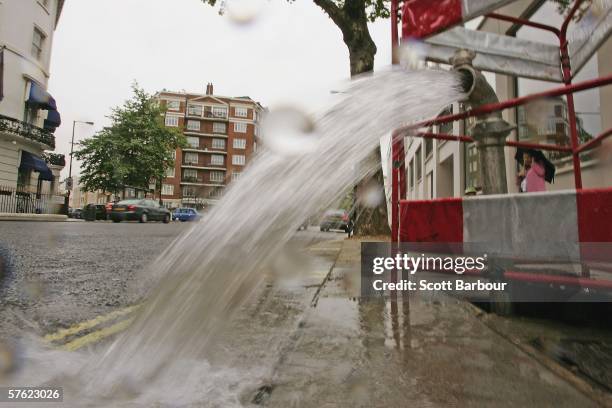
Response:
[[60, 317, 135, 351], [44, 305, 140, 343]]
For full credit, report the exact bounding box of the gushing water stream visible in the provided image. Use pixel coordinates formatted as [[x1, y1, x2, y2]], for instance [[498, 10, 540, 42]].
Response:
[[6, 69, 462, 406]]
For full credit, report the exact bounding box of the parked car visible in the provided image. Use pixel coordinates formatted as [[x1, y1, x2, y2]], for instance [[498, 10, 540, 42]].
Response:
[[320, 209, 350, 232], [70, 208, 83, 219], [105, 201, 115, 213], [83, 204, 107, 221], [109, 199, 171, 223], [173, 207, 201, 222]]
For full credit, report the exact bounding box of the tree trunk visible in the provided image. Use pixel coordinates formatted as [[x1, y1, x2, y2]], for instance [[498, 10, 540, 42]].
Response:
[[313, 0, 390, 236], [344, 18, 389, 236]]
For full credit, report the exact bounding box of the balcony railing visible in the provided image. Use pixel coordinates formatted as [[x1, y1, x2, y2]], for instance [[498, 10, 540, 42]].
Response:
[[43, 152, 66, 167], [0, 114, 55, 149], [181, 176, 199, 183], [203, 109, 228, 119]]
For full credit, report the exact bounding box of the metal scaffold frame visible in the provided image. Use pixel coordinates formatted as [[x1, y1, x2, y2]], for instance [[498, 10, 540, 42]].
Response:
[[389, 0, 612, 245]]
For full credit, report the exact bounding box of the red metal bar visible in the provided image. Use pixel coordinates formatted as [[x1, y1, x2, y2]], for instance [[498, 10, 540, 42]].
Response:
[[415, 132, 575, 153], [504, 270, 612, 290], [577, 127, 612, 153], [560, 0, 585, 48], [485, 13, 560, 37], [560, 0, 585, 190], [403, 74, 612, 130]]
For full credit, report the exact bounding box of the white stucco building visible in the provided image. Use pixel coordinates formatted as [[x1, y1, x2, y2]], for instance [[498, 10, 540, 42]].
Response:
[[400, 0, 612, 201], [0, 0, 65, 212]]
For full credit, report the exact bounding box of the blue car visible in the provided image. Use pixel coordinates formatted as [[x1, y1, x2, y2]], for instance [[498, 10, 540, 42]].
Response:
[[173, 207, 201, 222]]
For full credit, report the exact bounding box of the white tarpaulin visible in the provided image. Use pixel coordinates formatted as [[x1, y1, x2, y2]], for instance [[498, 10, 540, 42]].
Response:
[[569, 1, 612, 76], [424, 27, 563, 82]]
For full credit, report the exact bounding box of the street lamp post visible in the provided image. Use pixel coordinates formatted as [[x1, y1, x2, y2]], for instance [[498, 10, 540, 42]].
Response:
[[65, 120, 94, 214]]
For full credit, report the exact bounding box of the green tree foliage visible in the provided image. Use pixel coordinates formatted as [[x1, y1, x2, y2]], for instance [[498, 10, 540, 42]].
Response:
[[552, 0, 594, 21], [75, 84, 186, 197]]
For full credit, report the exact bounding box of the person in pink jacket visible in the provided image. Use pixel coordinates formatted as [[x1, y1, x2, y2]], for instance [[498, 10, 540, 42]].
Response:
[[518, 151, 546, 192]]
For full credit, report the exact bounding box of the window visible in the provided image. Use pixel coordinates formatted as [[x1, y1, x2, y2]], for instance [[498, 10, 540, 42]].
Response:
[[415, 147, 422, 180], [210, 171, 224, 183], [254, 125, 259, 137], [232, 155, 246, 166], [409, 160, 414, 188], [171, 151, 176, 160], [233, 138, 246, 149], [165, 115, 179, 127], [161, 184, 174, 196], [166, 167, 175, 178], [187, 120, 200, 131], [234, 122, 247, 133], [183, 169, 198, 180], [125, 188, 136, 198], [31, 27, 45, 60], [182, 186, 196, 197], [212, 139, 226, 149], [188, 104, 203, 116], [234, 107, 248, 118], [210, 155, 224, 165], [425, 137, 433, 158], [167, 100, 180, 111], [186, 136, 199, 148], [232, 172, 241, 181], [212, 106, 228, 118], [184, 152, 198, 164], [213, 122, 226, 134]]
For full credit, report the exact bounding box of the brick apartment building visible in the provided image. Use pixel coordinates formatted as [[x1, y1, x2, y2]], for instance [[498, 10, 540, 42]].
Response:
[[157, 84, 264, 209]]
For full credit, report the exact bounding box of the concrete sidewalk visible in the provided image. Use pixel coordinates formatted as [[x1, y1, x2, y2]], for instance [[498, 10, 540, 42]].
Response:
[[258, 238, 598, 407], [0, 213, 68, 221]]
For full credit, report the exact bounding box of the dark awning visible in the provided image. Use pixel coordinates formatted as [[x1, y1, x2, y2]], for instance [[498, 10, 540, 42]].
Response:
[[19, 151, 54, 181], [44, 109, 61, 131], [27, 82, 57, 110]]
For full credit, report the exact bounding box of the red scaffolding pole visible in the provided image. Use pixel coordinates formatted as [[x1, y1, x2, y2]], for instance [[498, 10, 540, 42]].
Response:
[[391, 0, 612, 243]]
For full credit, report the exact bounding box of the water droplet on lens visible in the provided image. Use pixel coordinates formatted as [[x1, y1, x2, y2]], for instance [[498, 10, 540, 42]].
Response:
[[23, 280, 45, 300], [361, 184, 385, 208], [395, 40, 428, 70], [224, 0, 265, 26], [262, 107, 319, 156]]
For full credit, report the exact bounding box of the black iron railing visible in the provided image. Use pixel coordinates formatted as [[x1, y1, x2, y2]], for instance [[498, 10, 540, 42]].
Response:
[[43, 152, 66, 167], [0, 185, 60, 214], [0, 114, 55, 149]]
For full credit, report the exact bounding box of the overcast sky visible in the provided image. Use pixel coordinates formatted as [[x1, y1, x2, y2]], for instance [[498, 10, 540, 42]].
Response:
[[48, 0, 392, 178]]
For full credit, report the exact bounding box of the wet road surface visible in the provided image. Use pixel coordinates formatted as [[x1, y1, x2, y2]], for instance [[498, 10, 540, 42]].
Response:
[[0, 221, 339, 338], [0, 222, 602, 406]]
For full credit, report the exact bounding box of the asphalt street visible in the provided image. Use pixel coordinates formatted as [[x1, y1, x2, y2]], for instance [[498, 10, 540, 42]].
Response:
[[0, 220, 340, 338]]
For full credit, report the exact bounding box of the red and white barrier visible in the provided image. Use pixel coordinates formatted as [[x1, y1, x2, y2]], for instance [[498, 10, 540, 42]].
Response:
[[400, 188, 612, 242], [402, 0, 516, 39], [400, 188, 612, 259], [399, 188, 612, 289]]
